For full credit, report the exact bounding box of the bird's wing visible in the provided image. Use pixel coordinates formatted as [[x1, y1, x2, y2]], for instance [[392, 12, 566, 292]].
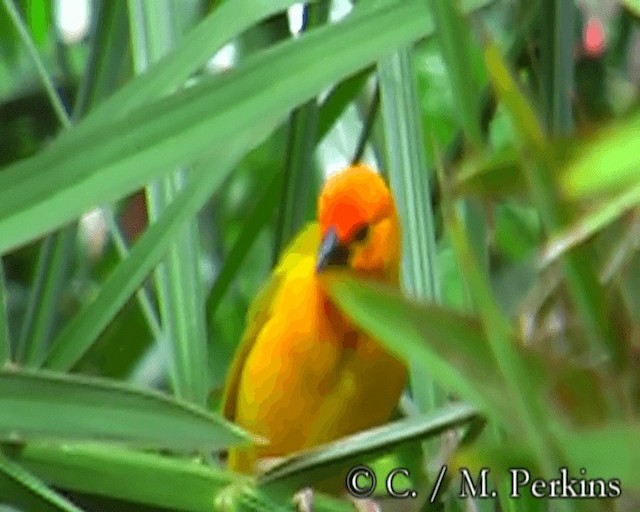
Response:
[[220, 222, 321, 422]]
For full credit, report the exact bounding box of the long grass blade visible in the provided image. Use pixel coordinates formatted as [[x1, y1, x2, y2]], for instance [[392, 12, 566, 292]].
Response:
[[0, 0, 432, 257], [0, 368, 249, 449], [273, 2, 328, 261], [1, 0, 70, 127], [39, 125, 271, 371], [9, 443, 237, 512], [129, 0, 209, 405], [378, 49, 443, 415], [0, 259, 10, 365]]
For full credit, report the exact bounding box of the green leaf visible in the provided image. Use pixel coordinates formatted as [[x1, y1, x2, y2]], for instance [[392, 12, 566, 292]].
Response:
[[81, 0, 311, 126], [0, 368, 249, 450], [39, 136, 260, 371], [454, 147, 527, 200], [432, 0, 484, 146], [556, 423, 640, 488], [484, 36, 625, 373], [560, 112, 640, 199], [16, 226, 76, 366], [8, 442, 238, 512], [0, 452, 83, 512], [0, 0, 431, 256], [206, 175, 280, 324], [25, 0, 49, 46], [624, 0, 640, 16], [259, 402, 477, 489], [129, 0, 210, 406], [272, 2, 327, 260], [379, 48, 444, 416], [316, 67, 372, 144], [0, 261, 9, 365], [540, 181, 640, 267], [320, 273, 512, 424]]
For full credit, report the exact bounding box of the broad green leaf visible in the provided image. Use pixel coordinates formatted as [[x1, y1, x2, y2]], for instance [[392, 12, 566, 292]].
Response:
[[8, 442, 237, 512], [80, 0, 314, 127], [0, 368, 248, 450], [259, 402, 477, 489], [320, 273, 512, 423], [0, 0, 431, 256]]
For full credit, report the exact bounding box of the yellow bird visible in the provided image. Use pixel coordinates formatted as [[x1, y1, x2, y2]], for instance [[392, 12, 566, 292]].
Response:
[[221, 163, 407, 480]]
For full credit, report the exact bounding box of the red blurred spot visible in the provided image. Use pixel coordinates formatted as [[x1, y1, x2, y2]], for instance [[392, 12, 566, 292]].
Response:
[[120, 191, 148, 242], [583, 17, 606, 57]]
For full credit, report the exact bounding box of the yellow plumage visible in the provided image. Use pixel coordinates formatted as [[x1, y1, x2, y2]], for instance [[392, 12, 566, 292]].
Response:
[[220, 165, 407, 480]]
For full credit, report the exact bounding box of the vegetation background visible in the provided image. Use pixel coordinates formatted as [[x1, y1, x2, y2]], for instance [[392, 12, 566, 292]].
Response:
[[0, 0, 638, 511]]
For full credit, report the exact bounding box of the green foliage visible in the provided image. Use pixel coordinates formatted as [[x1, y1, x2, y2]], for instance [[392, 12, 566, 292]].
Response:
[[0, 0, 639, 511]]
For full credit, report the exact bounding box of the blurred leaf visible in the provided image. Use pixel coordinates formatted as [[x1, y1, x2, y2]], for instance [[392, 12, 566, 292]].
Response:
[[454, 147, 527, 200], [538, 0, 575, 135], [437, 242, 467, 309], [25, 0, 49, 46], [130, 0, 210, 406], [0, 4, 19, 63], [16, 225, 76, 366], [0, 368, 249, 449], [561, 112, 640, 199], [439, 167, 561, 477], [484, 35, 626, 371], [273, 2, 327, 260], [320, 273, 512, 423], [494, 202, 540, 261], [556, 423, 640, 488], [540, 182, 640, 268], [73, 0, 132, 117], [623, 0, 640, 17], [433, 0, 484, 146], [1, 0, 69, 126], [431, 0, 490, 314], [483, 39, 547, 155]]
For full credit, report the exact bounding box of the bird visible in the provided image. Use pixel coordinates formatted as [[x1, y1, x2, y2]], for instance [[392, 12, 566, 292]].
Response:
[[220, 163, 408, 488]]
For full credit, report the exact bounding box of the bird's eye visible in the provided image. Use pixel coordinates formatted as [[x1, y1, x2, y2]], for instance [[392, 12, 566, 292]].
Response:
[[353, 224, 369, 242]]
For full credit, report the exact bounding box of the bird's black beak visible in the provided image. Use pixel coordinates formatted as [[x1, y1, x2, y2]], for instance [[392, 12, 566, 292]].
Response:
[[316, 226, 349, 273]]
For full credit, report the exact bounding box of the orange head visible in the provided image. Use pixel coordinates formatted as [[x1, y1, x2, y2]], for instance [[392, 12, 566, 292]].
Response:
[[316, 164, 401, 277]]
